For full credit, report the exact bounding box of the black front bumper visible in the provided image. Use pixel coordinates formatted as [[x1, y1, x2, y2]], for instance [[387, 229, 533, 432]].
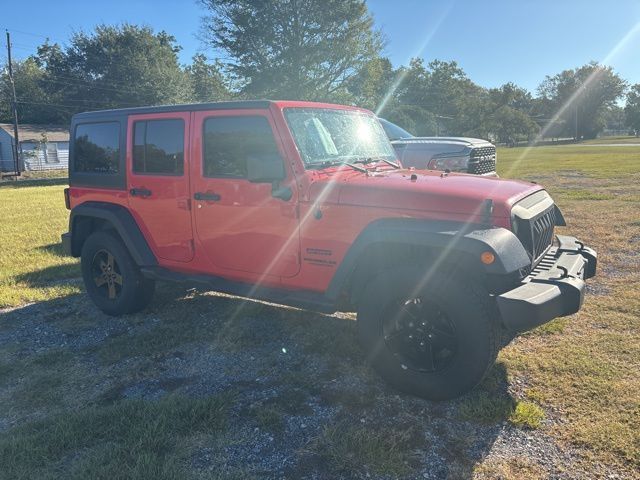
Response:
[[497, 235, 597, 333]]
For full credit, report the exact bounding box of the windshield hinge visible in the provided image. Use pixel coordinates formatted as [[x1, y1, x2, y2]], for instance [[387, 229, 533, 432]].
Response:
[[482, 199, 494, 226]]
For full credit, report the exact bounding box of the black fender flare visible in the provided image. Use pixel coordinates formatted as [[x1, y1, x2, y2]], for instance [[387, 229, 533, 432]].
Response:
[[67, 201, 157, 266], [325, 218, 530, 301]]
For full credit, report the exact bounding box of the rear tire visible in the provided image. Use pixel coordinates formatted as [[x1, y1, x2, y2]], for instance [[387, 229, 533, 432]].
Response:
[[357, 266, 500, 400], [80, 231, 155, 316]]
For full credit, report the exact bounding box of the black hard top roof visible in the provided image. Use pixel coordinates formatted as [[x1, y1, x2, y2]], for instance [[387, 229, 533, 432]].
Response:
[[72, 100, 274, 120]]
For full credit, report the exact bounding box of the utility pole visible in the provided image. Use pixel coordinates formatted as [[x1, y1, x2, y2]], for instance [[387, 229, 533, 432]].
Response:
[[5, 30, 21, 176]]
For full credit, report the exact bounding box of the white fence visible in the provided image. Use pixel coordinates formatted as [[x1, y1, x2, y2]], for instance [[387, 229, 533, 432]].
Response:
[[21, 142, 69, 172]]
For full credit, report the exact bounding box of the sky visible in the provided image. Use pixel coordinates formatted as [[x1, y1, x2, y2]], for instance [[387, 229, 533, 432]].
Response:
[[2, 0, 640, 94]]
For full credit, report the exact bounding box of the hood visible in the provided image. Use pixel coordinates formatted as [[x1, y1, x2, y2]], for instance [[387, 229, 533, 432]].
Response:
[[391, 137, 493, 149], [308, 167, 542, 223]]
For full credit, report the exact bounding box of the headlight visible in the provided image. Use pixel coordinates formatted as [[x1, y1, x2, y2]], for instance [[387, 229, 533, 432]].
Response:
[[428, 155, 469, 172]]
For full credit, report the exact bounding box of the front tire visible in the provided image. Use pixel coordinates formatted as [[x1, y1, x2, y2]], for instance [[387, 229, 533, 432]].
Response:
[[80, 231, 155, 316], [357, 266, 500, 400]]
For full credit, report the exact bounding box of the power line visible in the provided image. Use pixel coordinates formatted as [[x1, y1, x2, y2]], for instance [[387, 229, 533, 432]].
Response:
[[46, 70, 159, 91], [2, 68, 170, 98], [36, 71, 134, 87], [6, 45, 37, 52], [4, 64, 168, 95], [17, 96, 141, 107], [30, 76, 144, 96], [2, 27, 178, 82], [2, 27, 67, 44], [5, 60, 184, 94], [10, 42, 41, 49], [15, 101, 103, 114]]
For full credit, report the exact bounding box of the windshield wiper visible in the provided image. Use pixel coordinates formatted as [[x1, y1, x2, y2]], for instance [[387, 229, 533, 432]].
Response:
[[359, 157, 401, 169], [308, 160, 368, 173], [377, 158, 401, 169]]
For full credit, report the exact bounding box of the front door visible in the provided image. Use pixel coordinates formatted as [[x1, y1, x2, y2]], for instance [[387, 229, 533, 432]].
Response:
[[127, 113, 194, 263], [191, 110, 300, 278]]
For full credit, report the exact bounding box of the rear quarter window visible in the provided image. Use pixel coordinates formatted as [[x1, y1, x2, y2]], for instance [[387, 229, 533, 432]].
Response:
[[74, 122, 120, 174]]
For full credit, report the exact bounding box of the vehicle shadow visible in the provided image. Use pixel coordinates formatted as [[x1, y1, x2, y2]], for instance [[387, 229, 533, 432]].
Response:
[[0, 282, 514, 479], [36, 242, 68, 257], [13, 262, 80, 287], [0, 177, 68, 189]]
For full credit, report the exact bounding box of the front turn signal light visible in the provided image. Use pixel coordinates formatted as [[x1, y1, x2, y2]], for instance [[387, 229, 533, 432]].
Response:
[[481, 251, 495, 265]]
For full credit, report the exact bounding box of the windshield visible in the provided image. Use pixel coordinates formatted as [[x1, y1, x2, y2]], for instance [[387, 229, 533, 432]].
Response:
[[284, 108, 397, 167], [378, 118, 414, 140]]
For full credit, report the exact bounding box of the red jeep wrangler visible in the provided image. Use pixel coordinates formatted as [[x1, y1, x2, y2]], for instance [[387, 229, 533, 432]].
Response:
[[62, 101, 596, 400]]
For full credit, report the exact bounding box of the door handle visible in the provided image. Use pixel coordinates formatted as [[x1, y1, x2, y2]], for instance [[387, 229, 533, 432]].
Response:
[[194, 192, 221, 201], [130, 187, 152, 197]]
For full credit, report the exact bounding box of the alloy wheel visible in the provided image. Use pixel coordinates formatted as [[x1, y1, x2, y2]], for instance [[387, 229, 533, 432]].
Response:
[[382, 297, 458, 373], [91, 249, 123, 300]]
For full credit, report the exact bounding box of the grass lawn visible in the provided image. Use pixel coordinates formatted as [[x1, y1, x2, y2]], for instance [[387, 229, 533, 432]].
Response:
[[497, 145, 640, 474], [0, 182, 79, 307], [497, 143, 640, 179], [580, 135, 640, 145], [0, 146, 638, 478]]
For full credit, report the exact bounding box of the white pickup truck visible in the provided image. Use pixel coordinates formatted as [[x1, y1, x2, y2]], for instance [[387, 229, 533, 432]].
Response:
[[379, 118, 498, 176]]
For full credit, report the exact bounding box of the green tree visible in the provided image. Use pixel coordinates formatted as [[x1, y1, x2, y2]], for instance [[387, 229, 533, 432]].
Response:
[[423, 60, 474, 121], [454, 83, 491, 138], [346, 56, 395, 111], [199, 0, 382, 100], [394, 58, 491, 137], [625, 84, 640, 135], [384, 104, 437, 136], [185, 53, 231, 102], [488, 82, 534, 113], [0, 57, 56, 123], [537, 62, 626, 139], [603, 105, 626, 132], [487, 105, 538, 145], [394, 59, 431, 113], [34, 24, 192, 119], [485, 83, 538, 144]]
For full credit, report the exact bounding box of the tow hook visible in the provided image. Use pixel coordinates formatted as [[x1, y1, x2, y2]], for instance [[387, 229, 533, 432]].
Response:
[[556, 265, 569, 279]]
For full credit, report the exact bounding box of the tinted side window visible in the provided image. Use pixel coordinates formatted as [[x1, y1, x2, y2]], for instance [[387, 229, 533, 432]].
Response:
[[203, 116, 280, 178], [133, 119, 184, 175], [74, 122, 120, 174]]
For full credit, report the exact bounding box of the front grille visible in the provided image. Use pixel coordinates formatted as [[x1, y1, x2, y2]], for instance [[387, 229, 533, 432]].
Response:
[[513, 205, 556, 265], [529, 249, 558, 278], [533, 209, 556, 260], [468, 146, 496, 174]]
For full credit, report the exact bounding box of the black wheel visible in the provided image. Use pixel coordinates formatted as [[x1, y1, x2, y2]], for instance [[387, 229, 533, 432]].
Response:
[[80, 231, 155, 316], [357, 266, 500, 400]]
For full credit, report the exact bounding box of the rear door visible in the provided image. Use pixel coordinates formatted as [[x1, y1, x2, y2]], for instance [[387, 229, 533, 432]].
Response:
[[127, 112, 194, 263], [191, 109, 300, 278]]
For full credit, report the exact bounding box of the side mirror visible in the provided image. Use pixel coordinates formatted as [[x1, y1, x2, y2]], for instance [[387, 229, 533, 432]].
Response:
[[246, 154, 286, 183], [246, 154, 292, 201]]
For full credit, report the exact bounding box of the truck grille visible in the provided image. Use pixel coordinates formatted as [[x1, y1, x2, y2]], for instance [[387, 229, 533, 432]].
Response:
[[468, 146, 496, 174], [513, 205, 556, 265]]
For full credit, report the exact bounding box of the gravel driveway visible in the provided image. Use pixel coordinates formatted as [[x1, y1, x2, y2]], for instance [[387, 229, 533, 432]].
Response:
[[0, 282, 620, 479]]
